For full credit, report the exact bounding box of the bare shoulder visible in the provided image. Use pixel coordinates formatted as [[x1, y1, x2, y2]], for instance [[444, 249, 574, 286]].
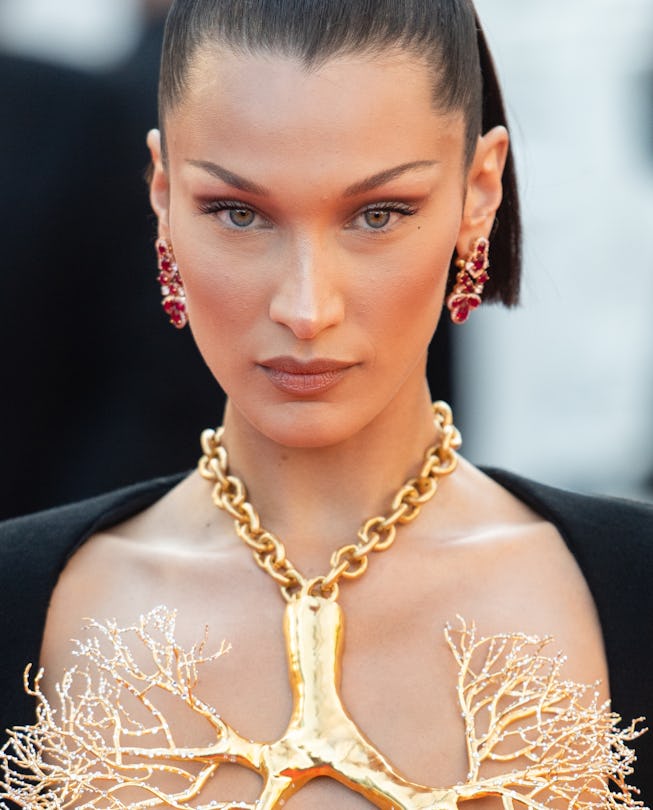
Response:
[[429, 456, 563, 542], [414, 458, 611, 690], [40, 472, 240, 683]]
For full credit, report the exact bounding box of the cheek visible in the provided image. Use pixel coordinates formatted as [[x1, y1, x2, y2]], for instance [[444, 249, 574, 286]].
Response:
[[355, 231, 454, 343], [173, 226, 266, 331], [173, 243, 271, 386], [170, 202, 261, 318], [185, 264, 259, 327]]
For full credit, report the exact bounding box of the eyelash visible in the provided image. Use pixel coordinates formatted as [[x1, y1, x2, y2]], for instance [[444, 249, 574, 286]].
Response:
[[197, 200, 418, 231], [352, 202, 418, 231], [198, 200, 271, 228]]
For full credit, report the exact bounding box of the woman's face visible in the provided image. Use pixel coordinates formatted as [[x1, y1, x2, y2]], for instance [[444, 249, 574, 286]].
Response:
[[149, 46, 506, 447]]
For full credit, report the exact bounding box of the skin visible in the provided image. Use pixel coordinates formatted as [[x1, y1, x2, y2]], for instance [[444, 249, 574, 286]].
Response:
[[41, 47, 608, 809], [151, 48, 497, 454]]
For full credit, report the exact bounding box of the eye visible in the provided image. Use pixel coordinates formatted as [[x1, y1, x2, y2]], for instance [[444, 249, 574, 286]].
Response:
[[227, 208, 256, 228], [198, 200, 271, 230], [348, 203, 417, 232], [363, 210, 392, 229]]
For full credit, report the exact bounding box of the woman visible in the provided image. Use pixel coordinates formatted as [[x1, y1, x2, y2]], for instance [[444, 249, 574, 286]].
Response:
[[1, 2, 651, 808]]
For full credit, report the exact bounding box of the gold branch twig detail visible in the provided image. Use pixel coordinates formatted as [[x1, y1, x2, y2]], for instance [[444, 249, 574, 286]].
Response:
[[0, 608, 253, 810], [446, 618, 646, 809], [0, 606, 646, 810]]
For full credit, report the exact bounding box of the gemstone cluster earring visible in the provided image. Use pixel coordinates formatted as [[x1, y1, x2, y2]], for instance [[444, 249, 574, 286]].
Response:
[[446, 237, 490, 325], [156, 238, 188, 329]]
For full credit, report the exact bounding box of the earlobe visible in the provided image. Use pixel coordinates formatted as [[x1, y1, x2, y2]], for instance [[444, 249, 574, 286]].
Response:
[[147, 129, 171, 236], [456, 125, 509, 255]]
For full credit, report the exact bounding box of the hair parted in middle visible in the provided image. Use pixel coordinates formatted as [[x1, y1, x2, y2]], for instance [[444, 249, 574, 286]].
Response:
[[157, 0, 521, 307]]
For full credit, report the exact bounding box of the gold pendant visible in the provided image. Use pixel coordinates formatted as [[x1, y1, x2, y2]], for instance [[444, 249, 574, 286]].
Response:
[[264, 595, 456, 809], [0, 601, 642, 809]]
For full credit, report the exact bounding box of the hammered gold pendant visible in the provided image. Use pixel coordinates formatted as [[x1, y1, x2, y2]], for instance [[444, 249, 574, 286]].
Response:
[[264, 595, 456, 809], [0, 599, 641, 810]]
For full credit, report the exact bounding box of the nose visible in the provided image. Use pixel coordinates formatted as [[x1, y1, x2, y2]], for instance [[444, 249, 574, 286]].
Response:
[[268, 237, 345, 340]]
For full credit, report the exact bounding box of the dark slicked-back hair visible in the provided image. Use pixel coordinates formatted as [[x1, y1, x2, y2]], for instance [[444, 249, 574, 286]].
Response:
[[158, 0, 521, 306]]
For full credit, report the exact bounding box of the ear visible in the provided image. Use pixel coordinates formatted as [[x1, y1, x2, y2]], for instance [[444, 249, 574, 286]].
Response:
[[147, 129, 171, 239], [456, 125, 509, 257]]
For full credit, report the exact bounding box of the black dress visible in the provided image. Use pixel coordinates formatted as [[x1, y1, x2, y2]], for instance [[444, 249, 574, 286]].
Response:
[[0, 470, 651, 800]]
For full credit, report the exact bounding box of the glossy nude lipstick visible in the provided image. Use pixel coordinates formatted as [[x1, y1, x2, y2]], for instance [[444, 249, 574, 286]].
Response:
[[259, 356, 354, 396]]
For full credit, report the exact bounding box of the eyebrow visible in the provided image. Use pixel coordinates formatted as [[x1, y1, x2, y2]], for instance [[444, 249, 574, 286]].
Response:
[[186, 158, 439, 198], [187, 159, 269, 196], [343, 160, 439, 197]]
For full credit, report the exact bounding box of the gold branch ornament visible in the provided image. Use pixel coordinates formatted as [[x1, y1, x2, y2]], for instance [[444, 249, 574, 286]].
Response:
[[0, 404, 645, 809], [0, 608, 644, 810]]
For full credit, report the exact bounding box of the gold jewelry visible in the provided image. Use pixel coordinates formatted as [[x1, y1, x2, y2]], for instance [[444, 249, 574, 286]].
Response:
[[0, 402, 643, 810], [198, 400, 461, 602]]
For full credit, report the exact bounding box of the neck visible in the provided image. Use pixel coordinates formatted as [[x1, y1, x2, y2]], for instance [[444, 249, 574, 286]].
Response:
[[218, 383, 440, 574]]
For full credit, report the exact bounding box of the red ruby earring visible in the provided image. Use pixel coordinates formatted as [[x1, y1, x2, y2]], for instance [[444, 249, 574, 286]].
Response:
[[446, 237, 490, 325], [156, 238, 188, 329]]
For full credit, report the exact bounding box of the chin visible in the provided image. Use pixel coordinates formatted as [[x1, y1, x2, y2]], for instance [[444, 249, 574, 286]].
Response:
[[238, 398, 369, 449]]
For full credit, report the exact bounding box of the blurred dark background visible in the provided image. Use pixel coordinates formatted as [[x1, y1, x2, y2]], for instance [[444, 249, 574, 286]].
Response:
[[0, 1, 222, 518]]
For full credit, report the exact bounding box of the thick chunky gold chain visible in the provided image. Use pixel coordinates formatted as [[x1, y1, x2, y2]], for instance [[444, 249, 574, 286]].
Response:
[[198, 401, 461, 601]]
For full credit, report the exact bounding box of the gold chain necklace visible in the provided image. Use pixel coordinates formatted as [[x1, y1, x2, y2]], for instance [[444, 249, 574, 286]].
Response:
[[189, 401, 465, 807], [198, 400, 460, 602]]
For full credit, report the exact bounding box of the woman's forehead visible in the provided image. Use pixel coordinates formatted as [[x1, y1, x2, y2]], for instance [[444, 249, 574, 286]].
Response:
[[181, 46, 431, 113], [165, 46, 465, 171]]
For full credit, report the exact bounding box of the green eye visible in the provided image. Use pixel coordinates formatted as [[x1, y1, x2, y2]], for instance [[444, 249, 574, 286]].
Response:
[[228, 208, 256, 227], [363, 210, 391, 229]]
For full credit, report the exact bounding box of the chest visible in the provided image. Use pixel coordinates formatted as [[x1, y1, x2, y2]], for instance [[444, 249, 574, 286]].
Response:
[[37, 527, 609, 810]]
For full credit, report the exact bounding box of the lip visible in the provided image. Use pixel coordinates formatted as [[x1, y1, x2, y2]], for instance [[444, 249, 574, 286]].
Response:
[[259, 356, 355, 395]]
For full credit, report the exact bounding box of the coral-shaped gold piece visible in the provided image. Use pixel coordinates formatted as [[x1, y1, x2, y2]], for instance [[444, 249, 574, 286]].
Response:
[[0, 602, 645, 810]]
